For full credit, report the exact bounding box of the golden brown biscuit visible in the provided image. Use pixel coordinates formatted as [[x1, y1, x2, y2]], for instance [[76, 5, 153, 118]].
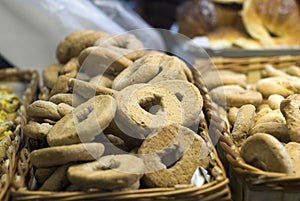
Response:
[[29, 143, 105, 168], [67, 154, 144, 190], [241, 133, 293, 174], [138, 124, 210, 187]]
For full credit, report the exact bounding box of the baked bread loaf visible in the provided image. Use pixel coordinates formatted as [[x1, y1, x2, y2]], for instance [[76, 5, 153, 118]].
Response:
[[176, 0, 243, 38], [242, 0, 300, 47]]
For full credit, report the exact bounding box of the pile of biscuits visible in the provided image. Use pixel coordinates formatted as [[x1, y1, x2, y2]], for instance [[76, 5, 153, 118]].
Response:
[[0, 86, 20, 187], [202, 64, 300, 174], [23, 30, 215, 192]]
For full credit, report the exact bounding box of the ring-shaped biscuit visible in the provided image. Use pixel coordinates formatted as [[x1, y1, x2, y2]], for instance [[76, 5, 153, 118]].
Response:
[[112, 54, 189, 91], [56, 30, 108, 64], [153, 80, 203, 128], [94, 34, 144, 61], [78, 46, 133, 76], [47, 95, 116, 146], [114, 84, 183, 140], [138, 124, 210, 187], [67, 154, 144, 190]]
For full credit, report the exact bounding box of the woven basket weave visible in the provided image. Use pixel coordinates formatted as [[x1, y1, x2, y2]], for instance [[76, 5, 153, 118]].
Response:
[[9, 68, 231, 201], [0, 69, 39, 201], [195, 55, 300, 201]]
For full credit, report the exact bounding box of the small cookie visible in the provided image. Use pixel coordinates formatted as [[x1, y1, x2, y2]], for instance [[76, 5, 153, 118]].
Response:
[[29, 143, 104, 168], [210, 85, 263, 107], [47, 95, 116, 146], [39, 164, 70, 191], [231, 104, 256, 147], [27, 100, 61, 121], [241, 133, 293, 174], [35, 167, 56, 184], [280, 94, 300, 142], [250, 122, 290, 142], [23, 122, 52, 140], [67, 154, 144, 190], [49, 93, 73, 106], [268, 94, 284, 110]]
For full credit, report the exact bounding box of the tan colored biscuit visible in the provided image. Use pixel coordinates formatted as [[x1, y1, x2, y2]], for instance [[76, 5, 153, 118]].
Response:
[[154, 80, 203, 128], [285, 142, 300, 174], [29, 143, 104, 168], [49, 93, 73, 106], [257, 103, 271, 111], [89, 74, 113, 88], [254, 109, 285, 125], [49, 75, 71, 97], [39, 164, 70, 191], [60, 57, 79, 78], [27, 100, 61, 121], [67, 154, 144, 190], [280, 94, 300, 142], [68, 78, 116, 99], [138, 124, 210, 187], [202, 70, 247, 90], [241, 133, 293, 174], [210, 85, 263, 107], [268, 94, 285, 110], [56, 30, 108, 64], [256, 77, 300, 97], [47, 95, 116, 146], [228, 107, 239, 126], [56, 30, 94, 64], [250, 122, 290, 142], [35, 167, 56, 184], [43, 64, 62, 89], [94, 34, 144, 61], [23, 122, 52, 140], [57, 103, 73, 117], [254, 107, 271, 123], [262, 64, 291, 78], [231, 104, 256, 147], [78, 46, 133, 76], [112, 54, 189, 91], [114, 84, 182, 141], [286, 66, 300, 78]]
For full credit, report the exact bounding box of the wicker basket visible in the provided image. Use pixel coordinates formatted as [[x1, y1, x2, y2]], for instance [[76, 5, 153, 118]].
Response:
[[9, 68, 231, 201], [0, 69, 39, 201], [194, 55, 300, 201]]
